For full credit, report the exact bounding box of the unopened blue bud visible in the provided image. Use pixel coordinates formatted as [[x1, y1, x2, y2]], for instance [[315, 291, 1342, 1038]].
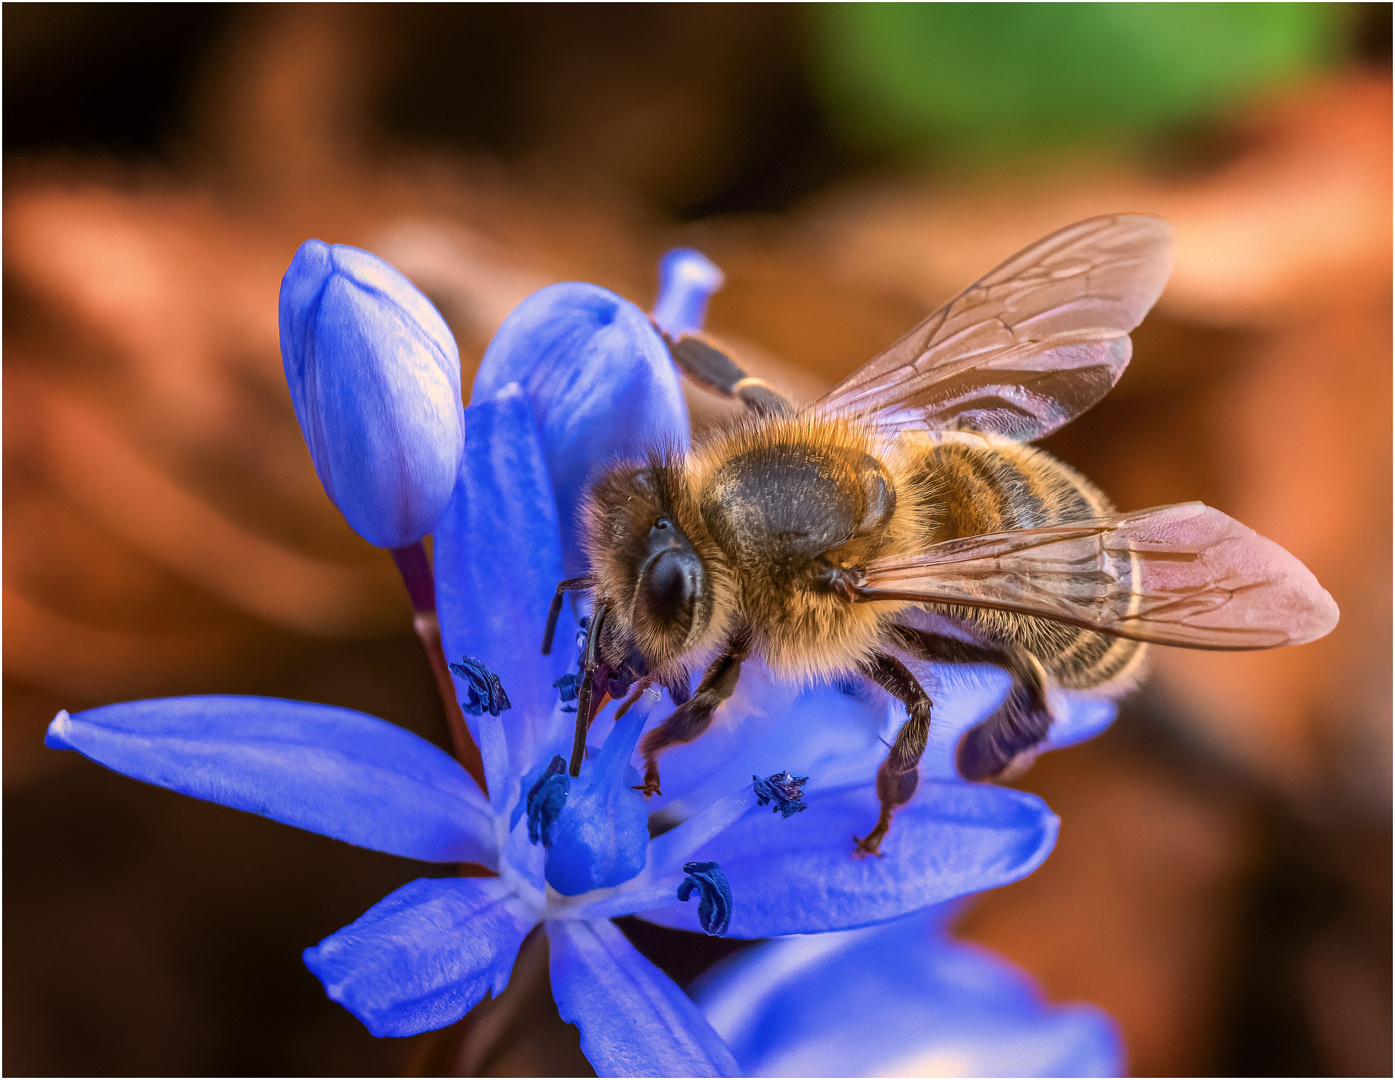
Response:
[[279, 240, 465, 548], [652, 248, 724, 339], [677, 860, 732, 936], [753, 772, 809, 818], [448, 656, 511, 717]]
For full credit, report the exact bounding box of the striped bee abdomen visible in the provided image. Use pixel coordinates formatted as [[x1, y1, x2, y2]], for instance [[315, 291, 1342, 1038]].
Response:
[[909, 438, 1145, 691]]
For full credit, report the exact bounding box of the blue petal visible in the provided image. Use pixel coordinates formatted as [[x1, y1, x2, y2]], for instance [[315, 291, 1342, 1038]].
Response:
[[304, 876, 535, 1038], [652, 248, 725, 339], [639, 663, 898, 819], [545, 706, 650, 896], [45, 697, 495, 866], [692, 909, 1124, 1077], [636, 781, 1057, 937], [1044, 689, 1119, 750], [435, 388, 576, 812], [642, 659, 1017, 817], [627, 656, 1110, 827], [547, 918, 739, 1077], [279, 240, 464, 548], [471, 282, 689, 574]]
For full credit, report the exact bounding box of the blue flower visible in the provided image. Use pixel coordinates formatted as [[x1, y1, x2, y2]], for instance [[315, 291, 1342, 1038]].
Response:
[[692, 906, 1124, 1077], [278, 240, 465, 548], [45, 249, 1116, 1075], [44, 380, 1061, 1077]]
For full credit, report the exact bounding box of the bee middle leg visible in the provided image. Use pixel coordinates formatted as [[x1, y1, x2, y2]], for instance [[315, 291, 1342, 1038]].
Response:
[[889, 624, 1052, 782], [856, 652, 934, 857], [636, 629, 752, 797]]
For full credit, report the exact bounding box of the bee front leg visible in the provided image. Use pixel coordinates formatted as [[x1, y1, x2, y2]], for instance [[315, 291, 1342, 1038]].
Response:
[[856, 652, 933, 857], [636, 630, 751, 797]]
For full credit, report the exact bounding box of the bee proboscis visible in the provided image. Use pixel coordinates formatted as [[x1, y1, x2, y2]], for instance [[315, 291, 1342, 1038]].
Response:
[[542, 215, 1339, 856]]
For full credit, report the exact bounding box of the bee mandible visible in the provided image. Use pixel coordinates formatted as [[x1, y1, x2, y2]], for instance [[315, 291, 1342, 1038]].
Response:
[[541, 215, 1339, 856]]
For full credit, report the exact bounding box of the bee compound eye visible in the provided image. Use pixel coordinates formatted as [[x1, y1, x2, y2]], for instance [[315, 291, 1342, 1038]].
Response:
[[637, 548, 700, 640]]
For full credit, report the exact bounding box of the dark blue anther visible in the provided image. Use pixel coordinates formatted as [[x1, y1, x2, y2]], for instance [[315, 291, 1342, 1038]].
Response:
[[753, 771, 809, 818], [526, 755, 570, 847], [553, 672, 581, 703], [677, 860, 732, 936], [447, 656, 511, 717]]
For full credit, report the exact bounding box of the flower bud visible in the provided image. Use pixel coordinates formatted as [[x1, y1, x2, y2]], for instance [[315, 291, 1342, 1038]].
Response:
[[279, 240, 465, 548], [472, 281, 687, 574], [652, 247, 724, 340]]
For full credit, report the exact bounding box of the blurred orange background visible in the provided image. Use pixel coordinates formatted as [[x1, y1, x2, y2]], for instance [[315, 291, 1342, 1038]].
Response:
[[5, 5, 1390, 1076]]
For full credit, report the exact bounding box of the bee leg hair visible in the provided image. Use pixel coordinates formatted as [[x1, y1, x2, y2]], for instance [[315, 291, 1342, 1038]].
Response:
[[855, 652, 933, 857], [888, 624, 1052, 782], [612, 679, 652, 720], [637, 630, 752, 796], [666, 335, 792, 417]]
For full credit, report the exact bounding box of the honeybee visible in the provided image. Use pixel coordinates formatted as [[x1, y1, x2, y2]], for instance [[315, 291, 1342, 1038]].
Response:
[[541, 215, 1339, 856]]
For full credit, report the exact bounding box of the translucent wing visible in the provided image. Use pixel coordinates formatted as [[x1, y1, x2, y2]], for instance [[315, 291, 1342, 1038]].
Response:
[[811, 214, 1175, 441], [856, 503, 1338, 650]]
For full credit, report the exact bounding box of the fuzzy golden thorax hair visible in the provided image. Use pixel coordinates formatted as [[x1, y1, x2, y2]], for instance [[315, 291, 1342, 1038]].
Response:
[[678, 414, 934, 681]]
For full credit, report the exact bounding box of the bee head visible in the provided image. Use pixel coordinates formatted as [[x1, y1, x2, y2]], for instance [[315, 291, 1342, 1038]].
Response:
[[583, 460, 712, 666]]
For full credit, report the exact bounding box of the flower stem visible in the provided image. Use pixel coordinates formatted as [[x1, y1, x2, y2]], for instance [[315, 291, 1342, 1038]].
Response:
[[391, 542, 488, 796]]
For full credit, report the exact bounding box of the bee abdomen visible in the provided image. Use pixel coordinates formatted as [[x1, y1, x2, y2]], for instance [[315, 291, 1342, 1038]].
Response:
[[911, 439, 1145, 691]]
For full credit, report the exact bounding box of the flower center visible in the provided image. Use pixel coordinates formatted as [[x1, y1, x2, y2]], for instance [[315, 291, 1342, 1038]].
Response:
[[537, 709, 652, 897]]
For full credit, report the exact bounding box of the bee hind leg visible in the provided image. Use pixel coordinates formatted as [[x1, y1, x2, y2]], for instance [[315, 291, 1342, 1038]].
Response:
[[889, 625, 1052, 782], [856, 652, 933, 857], [636, 630, 751, 796], [957, 681, 1053, 782]]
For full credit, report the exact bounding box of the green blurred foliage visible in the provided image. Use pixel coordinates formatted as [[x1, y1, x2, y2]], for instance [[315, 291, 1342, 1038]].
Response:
[[806, 3, 1342, 161]]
